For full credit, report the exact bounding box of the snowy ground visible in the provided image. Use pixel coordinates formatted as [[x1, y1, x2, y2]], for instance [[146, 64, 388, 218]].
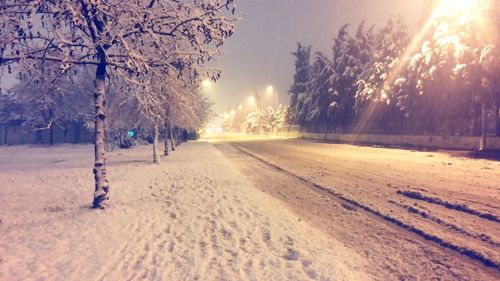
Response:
[[215, 135, 499, 280], [0, 142, 371, 281], [1, 135, 499, 280]]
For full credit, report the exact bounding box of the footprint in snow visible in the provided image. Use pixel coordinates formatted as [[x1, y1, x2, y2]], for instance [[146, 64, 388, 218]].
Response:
[[283, 247, 300, 261]]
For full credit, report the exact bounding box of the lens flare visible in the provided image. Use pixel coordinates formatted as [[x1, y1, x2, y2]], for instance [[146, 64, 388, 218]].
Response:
[[351, 0, 494, 138], [435, 0, 478, 14]]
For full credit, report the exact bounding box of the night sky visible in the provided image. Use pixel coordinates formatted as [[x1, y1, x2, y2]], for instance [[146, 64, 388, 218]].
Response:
[[209, 0, 423, 113]]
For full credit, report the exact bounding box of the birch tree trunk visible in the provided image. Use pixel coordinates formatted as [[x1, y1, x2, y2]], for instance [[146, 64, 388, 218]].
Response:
[[92, 59, 110, 209], [164, 122, 169, 156], [153, 123, 160, 164], [175, 127, 181, 146], [169, 121, 175, 152], [49, 108, 54, 146]]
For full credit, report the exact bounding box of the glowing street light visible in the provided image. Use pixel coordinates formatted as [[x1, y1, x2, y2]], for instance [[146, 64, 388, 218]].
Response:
[[238, 104, 244, 111], [201, 79, 212, 89], [266, 85, 278, 109], [248, 95, 256, 106]]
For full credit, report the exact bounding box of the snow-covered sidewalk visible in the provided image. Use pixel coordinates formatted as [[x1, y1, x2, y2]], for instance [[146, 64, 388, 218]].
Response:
[[0, 142, 369, 281]]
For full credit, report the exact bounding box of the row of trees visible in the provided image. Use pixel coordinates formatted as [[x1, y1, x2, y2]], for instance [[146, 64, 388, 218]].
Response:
[[287, 1, 500, 144], [0, 65, 210, 148], [0, 0, 238, 208], [221, 104, 289, 133]]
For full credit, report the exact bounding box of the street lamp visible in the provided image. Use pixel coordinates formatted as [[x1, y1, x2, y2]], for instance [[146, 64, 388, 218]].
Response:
[[266, 85, 278, 109], [202, 79, 211, 89], [248, 95, 256, 106]]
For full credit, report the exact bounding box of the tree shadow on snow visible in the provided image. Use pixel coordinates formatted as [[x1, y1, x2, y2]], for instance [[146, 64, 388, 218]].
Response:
[[107, 159, 152, 167], [444, 149, 500, 161], [463, 150, 500, 161]]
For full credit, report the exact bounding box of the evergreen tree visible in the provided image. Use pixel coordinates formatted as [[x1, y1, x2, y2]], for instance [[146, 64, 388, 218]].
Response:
[[288, 43, 312, 127], [305, 52, 336, 132], [391, 2, 496, 135], [331, 24, 368, 131], [355, 18, 408, 133]]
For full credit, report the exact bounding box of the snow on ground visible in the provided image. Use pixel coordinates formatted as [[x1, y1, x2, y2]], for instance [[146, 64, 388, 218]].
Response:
[[230, 138, 500, 273], [0, 142, 370, 281]]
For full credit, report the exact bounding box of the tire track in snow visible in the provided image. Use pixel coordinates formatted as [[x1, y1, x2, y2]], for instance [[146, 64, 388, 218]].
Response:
[[396, 190, 500, 223], [231, 143, 500, 270], [387, 200, 499, 247]]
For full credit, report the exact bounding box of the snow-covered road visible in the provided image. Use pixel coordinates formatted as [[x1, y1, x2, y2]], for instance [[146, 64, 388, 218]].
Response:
[[214, 136, 499, 280], [0, 142, 369, 281]]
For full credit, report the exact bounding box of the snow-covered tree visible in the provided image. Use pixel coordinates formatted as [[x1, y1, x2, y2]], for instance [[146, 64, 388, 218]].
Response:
[[8, 64, 94, 145], [132, 70, 215, 163], [275, 104, 290, 131], [288, 43, 312, 126], [284, 1, 498, 140], [331, 23, 371, 131], [0, 0, 237, 208], [354, 18, 408, 133], [390, 0, 498, 138], [104, 75, 144, 149], [265, 106, 277, 133], [246, 108, 269, 133], [304, 52, 336, 132]]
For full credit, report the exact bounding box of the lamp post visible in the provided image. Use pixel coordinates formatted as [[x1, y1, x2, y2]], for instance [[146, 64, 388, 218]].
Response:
[[267, 85, 278, 109]]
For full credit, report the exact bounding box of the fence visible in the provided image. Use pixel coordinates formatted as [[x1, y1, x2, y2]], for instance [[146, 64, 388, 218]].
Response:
[[277, 130, 500, 151], [0, 123, 93, 145]]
